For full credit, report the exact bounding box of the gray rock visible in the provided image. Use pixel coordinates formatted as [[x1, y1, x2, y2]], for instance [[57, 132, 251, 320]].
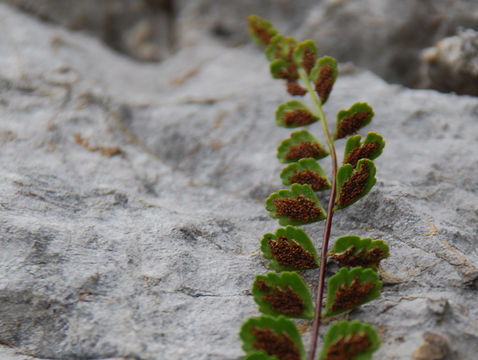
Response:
[[418, 28, 478, 95], [0, 3, 478, 360], [174, 0, 317, 46], [4, 0, 478, 94], [412, 332, 451, 360], [298, 0, 478, 89], [0, 0, 174, 61], [178, 0, 478, 93]]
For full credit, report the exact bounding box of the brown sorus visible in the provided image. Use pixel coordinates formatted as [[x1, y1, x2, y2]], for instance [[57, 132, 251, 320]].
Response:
[[289, 170, 329, 191], [278, 67, 298, 81], [330, 246, 387, 268], [325, 333, 371, 360], [330, 275, 375, 312], [286, 46, 299, 81], [252, 326, 301, 360], [344, 142, 379, 168], [335, 112, 370, 139], [287, 81, 307, 96], [255, 279, 271, 292], [277, 47, 299, 81], [278, 69, 291, 80], [262, 284, 305, 315], [315, 65, 334, 104], [268, 235, 318, 269], [274, 195, 323, 223], [302, 47, 315, 74], [283, 109, 316, 127], [285, 142, 325, 161], [336, 164, 369, 207], [250, 21, 274, 45]]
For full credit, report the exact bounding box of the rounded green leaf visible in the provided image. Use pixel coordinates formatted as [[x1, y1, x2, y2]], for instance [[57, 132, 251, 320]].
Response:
[[240, 316, 305, 360], [285, 81, 307, 97], [265, 35, 299, 81], [324, 266, 382, 317], [310, 56, 338, 105], [270, 59, 290, 80], [275, 101, 318, 128], [248, 15, 278, 46], [265, 34, 283, 61], [265, 35, 297, 62], [334, 103, 374, 140], [335, 159, 376, 210], [265, 184, 326, 226], [277, 130, 329, 163], [252, 272, 314, 319], [318, 320, 380, 360], [292, 40, 318, 75], [261, 226, 319, 271], [328, 235, 390, 270], [343, 132, 385, 168], [245, 351, 279, 360], [280, 158, 331, 191]]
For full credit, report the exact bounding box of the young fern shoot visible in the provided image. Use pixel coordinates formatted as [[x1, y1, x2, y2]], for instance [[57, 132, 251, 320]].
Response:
[[241, 15, 390, 360]]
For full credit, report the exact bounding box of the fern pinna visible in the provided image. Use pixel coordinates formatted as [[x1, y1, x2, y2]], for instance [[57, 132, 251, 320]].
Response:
[[240, 15, 390, 360]]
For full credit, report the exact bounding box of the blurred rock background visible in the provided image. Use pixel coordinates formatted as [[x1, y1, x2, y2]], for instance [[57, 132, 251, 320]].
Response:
[[2, 0, 478, 94]]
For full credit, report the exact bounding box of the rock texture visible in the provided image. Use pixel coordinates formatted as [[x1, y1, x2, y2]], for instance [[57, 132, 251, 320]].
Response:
[[298, 0, 478, 89], [0, 0, 175, 61], [418, 28, 478, 95], [176, 0, 478, 91], [1, 3, 478, 360], [3, 0, 478, 94]]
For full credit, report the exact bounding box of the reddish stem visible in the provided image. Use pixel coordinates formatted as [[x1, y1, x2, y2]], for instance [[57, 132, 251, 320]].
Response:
[[307, 163, 337, 360], [297, 68, 339, 360]]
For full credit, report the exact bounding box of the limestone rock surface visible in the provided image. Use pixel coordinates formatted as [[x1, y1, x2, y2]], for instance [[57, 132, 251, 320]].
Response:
[[0, 4, 478, 360], [0, 0, 174, 61], [175, 0, 478, 92], [419, 28, 478, 95], [3, 0, 478, 94]]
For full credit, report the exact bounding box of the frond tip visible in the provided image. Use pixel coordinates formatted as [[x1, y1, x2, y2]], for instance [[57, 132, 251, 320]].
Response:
[[248, 15, 278, 46]]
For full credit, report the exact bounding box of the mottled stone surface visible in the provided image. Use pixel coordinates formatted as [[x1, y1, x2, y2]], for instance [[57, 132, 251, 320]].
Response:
[[173, 0, 478, 92], [1, 3, 478, 360], [419, 28, 478, 95], [3, 0, 478, 93], [298, 0, 478, 89], [0, 0, 174, 61]]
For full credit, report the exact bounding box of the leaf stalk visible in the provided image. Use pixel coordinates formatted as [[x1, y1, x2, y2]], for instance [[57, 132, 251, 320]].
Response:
[[299, 68, 338, 360]]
